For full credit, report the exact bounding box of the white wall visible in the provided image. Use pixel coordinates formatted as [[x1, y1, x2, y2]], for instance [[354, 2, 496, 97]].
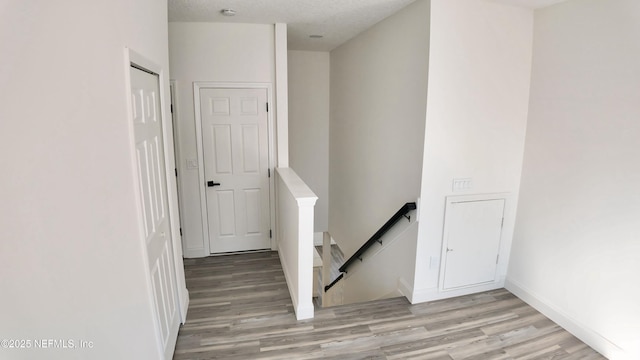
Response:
[[342, 218, 419, 305], [329, 0, 430, 258], [507, 1, 640, 358], [275, 24, 290, 168], [413, 0, 533, 301], [168, 22, 276, 257], [0, 1, 181, 359], [288, 50, 330, 233]]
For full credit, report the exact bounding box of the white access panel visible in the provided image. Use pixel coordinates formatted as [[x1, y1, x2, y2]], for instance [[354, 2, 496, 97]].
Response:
[[440, 197, 505, 290]]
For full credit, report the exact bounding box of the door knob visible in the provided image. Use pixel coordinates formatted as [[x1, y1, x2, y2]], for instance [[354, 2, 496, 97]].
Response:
[[207, 181, 221, 187]]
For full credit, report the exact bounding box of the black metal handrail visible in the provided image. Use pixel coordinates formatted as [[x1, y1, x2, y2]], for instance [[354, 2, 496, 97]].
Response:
[[324, 202, 416, 292]]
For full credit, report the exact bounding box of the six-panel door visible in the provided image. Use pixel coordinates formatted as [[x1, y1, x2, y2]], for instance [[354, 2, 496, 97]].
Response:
[[131, 66, 180, 359], [199, 88, 271, 253]]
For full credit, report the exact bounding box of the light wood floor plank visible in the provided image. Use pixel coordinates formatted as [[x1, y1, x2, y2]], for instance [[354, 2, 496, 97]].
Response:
[[173, 251, 605, 360]]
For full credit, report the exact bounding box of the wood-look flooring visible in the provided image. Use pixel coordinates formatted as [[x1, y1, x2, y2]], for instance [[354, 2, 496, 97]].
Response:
[[173, 251, 605, 360]]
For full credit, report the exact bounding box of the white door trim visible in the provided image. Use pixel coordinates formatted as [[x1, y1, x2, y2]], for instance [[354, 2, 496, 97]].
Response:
[[193, 82, 277, 254], [124, 48, 189, 327], [169, 80, 187, 256]]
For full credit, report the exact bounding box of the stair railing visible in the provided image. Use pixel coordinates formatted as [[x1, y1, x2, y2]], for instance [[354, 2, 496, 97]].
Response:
[[324, 202, 417, 292]]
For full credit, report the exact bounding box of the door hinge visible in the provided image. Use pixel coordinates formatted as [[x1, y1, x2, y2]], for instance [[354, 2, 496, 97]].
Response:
[[266, 103, 269, 112], [268, 168, 271, 178], [179, 228, 183, 236], [496, 254, 500, 264], [175, 168, 178, 177], [170, 104, 173, 113], [269, 229, 272, 238], [501, 217, 504, 228]]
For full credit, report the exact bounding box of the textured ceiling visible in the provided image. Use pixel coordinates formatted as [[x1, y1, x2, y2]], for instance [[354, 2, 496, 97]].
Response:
[[168, 0, 417, 51], [168, 0, 570, 52]]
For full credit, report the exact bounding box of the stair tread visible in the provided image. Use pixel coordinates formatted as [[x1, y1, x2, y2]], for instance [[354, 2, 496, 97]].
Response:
[[313, 247, 322, 267]]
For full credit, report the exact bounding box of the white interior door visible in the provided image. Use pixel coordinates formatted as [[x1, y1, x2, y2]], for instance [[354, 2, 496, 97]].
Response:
[[441, 199, 505, 290], [199, 88, 271, 253], [131, 66, 180, 359]]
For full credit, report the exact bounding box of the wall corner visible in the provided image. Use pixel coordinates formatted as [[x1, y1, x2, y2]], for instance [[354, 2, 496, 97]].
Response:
[[275, 23, 289, 168]]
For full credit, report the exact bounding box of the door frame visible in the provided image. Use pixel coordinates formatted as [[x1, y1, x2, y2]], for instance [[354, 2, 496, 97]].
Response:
[[124, 48, 189, 327], [169, 80, 186, 251], [193, 82, 276, 254]]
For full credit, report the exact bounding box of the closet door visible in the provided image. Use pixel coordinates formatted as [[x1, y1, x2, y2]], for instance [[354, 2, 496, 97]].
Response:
[[131, 66, 180, 359]]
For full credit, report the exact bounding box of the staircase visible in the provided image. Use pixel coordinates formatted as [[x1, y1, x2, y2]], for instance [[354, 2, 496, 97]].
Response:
[[316, 202, 418, 307]]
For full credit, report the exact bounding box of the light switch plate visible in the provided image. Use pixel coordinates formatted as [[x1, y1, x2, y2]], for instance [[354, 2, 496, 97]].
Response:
[[452, 178, 472, 192], [186, 159, 199, 170]]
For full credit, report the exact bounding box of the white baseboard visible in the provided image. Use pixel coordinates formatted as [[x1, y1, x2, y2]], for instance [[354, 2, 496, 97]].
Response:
[[182, 248, 208, 259], [277, 244, 314, 321], [505, 278, 629, 360], [410, 281, 504, 304], [295, 302, 315, 320], [180, 289, 189, 324], [398, 277, 413, 301], [277, 247, 298, 315]]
